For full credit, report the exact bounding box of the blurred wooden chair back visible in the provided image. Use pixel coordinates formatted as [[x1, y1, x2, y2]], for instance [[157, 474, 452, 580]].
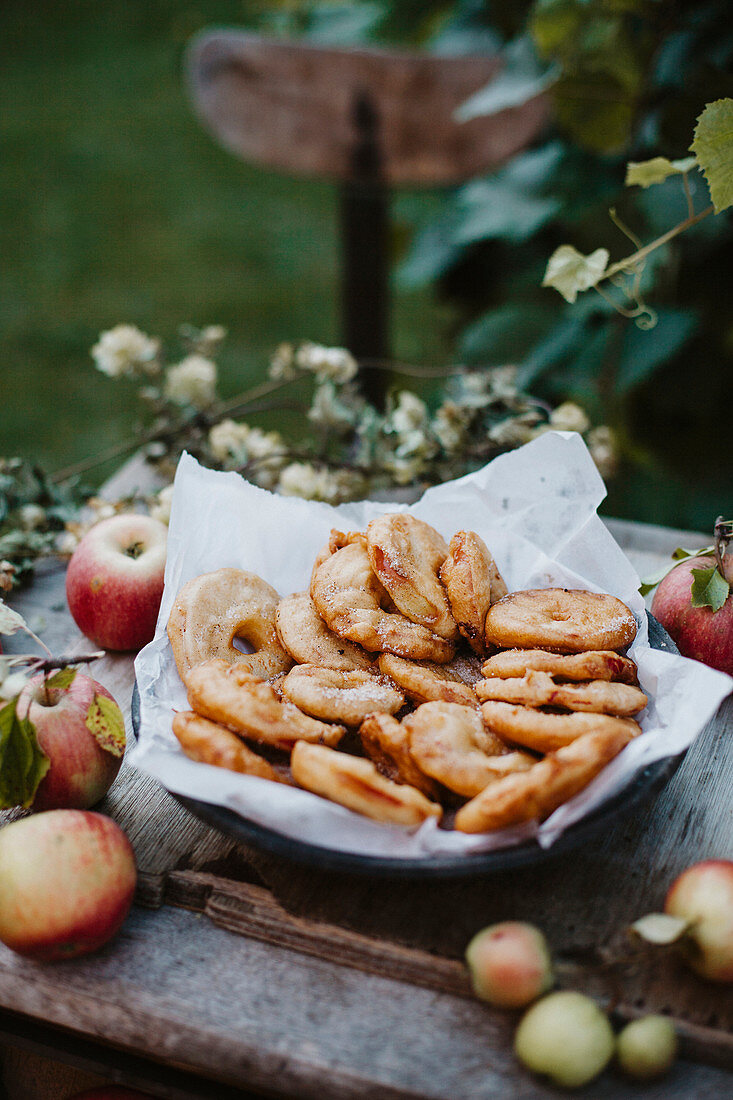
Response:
[[186, 31, 548, 373]]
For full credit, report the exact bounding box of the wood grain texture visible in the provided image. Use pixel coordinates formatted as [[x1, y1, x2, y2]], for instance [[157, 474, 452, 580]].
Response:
[[186, 31, 549, 185]]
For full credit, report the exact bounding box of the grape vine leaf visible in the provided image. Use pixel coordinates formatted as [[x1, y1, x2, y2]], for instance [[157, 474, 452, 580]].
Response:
[[690, 566, 730, 612], [625, 156, 697, 188], [542, 245, 609, 302], [639, 546, 714, 596], [86, 694, 126, 757], [690, 98, 733, 213], [0, 699, 50, 809], [456, 35, 558, 121]]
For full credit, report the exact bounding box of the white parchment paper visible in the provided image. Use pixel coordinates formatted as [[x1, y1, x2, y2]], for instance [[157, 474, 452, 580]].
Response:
[[130, 431, 732, 858]]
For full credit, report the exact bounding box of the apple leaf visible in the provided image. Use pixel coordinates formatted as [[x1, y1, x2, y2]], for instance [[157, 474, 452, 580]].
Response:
[[542, 245, 609, 303], [0, 698, 50, 809], [45, 667, 77, 691], [86, 694, 126, 758], [631, 913, 691, 945], [625, 156, 697, 189], [690, 98, 733, 214], [690, 566, 730, 612], [639, 546, 714, 596], [0, 599, 27, 636]]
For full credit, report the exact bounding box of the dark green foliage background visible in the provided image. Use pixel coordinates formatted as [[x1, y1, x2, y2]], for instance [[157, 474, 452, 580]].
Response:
[[1, 0, 731, 528]]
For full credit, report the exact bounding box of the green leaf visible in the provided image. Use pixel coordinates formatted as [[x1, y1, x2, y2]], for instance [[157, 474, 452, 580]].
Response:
[[0, 699, 50, 809], [459, 304, 557, 364], [639, 547, 714, 595], [690, 566, 730, 612], [690, 98, 733, 213], [625, 156, 698, 188], [456, 35, 559, 121], [457, 188, 561, 246], [542, 245, 609, 302], [45, 667, 77, 691], [86, 694, 126, 758]]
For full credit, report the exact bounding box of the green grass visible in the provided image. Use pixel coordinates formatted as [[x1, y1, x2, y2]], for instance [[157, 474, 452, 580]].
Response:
[[0, 1, 453, 481]]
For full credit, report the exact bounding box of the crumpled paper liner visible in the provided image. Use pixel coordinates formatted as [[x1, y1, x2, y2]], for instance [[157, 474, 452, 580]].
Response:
[[130, 431, 732, 859]]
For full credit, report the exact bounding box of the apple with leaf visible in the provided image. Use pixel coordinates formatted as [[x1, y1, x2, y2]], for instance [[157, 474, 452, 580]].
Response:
[[643, 517, 733, 676], [0, 598, 125, 812]]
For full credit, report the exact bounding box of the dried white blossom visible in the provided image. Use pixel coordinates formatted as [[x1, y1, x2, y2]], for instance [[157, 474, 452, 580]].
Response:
[[149, 484, 175, 525], [268, 343, 298, 381], [208, 419, 252, 465], [296, 343, 358, 384], [0, 667, 29, 703], [92, 324, 159, 378], [432, 401, 472, 453], [488, 365, 519, 401], [454, 372, 493, 409], [389, 391, 429, 435], [18, 504, 46, 530], [277, 462, 358, 503], [201, 325, 227, 345], [549, 401, 591, 434], [55, 530, 80, 556], [489, 412, 542, 447], [308, 382, 358, 432], [587, 425, 618, 481], [164, 355, 217, 409], [383, 452, 428, 486]]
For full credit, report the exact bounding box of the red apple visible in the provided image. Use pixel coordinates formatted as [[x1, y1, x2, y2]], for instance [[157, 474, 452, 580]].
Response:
[[0, 810, 136, 960], [665, 860, 733, 981], [66, 513, 167, 651], [16, 672, 125, 811], [465, 922, 554, 1008], [651, 553, 733, 675]]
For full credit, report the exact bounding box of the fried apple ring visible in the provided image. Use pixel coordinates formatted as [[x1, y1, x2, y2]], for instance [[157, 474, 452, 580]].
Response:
[[172, 711, 289, 783], [377, 652, 480, 707], [276, 592, 374, 672], [476, 671, 647, 717], [455, 724, 637, 833], [167, 568, 294, 681], [359, 713, 443, 799], [481, 700, 641, 753], [484, 588, 637, 653], [186, 659, 345, 751], [481, 648, 638, 685], [291, 741, 442, 826], [311, 538, 455, 662], [366, 513, 458, 640], [439, 530, 507, 654], [405, 702, 533, 797], [281, 664, 404, 726]]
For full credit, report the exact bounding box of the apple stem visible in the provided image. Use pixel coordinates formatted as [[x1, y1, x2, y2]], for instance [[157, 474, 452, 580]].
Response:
[[713, 516, 732, 577]]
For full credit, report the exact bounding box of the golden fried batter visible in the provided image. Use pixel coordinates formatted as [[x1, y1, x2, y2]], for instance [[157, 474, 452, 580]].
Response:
[[276, 592, 374, 671], [439, 530, 507, 654], [366, 513, 458, 640], [455, 725, 637, 832], [167, 568, 294, 681], [282, 664, 404, 726], [485, 589, 637, 653], [172, 710, 289, 783], [481, 699, 641, 753], [291, 741, 442, 826], [311, 538, 456, 662], [405, 702, 532, 797], [476, 670, 647, 716], [481, 648, 639, 684], [359, 712, 442, 798], [185, 659, 345, 751], [377, 652, 480, 707]]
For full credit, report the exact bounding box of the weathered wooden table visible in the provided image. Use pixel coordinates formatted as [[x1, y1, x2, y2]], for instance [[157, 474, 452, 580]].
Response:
[[1, 509, 731, 1099]]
